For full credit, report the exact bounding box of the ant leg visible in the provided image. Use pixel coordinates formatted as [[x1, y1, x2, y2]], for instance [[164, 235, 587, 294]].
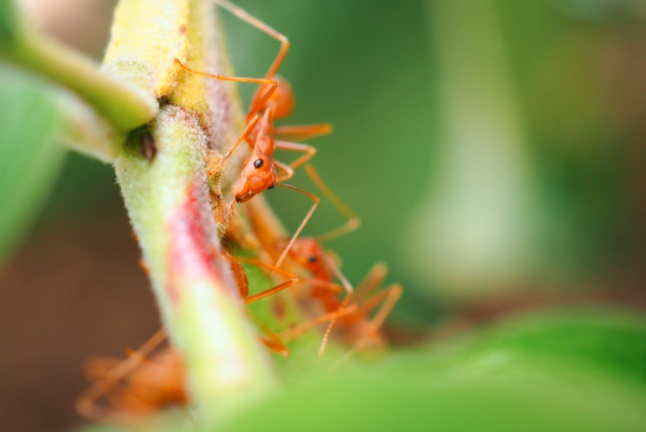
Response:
[[84, 357, 122, 382], [344, 263, 401, 341], [210, 0, 289, 81], [304, 164, 361, 243], [211, 113, 261, 175], [275, 141, 317, 172], [209, 0, 289, 116], [354, 263, 388, 303], [258, 324, 290, 357], [274, 159, 295, 183], [280, 304, 359, 343], [274, 123, 334, 141], [223, 254, 293, 354], [175, 58, 277, 118], [236, 256, 298, 303], [307, 278, 344, 295], [317, 255, 355, 357], [76, 328, 168, 422], [174, 58, 278, 105], [355, 283, 403, 342], [273, 183, 320, 269]]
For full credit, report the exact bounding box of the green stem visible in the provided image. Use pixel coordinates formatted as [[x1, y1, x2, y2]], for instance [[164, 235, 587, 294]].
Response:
[[108, 0, 276, 425], [115, 106, 275, 424], [0, 0, 157, 133]]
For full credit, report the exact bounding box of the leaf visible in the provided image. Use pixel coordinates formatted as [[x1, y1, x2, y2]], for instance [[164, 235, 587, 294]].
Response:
[[0, 65, 65, 263], [219, 308, 646, 432], [384, 308, 646, 388], [0, 0, 19, 47]]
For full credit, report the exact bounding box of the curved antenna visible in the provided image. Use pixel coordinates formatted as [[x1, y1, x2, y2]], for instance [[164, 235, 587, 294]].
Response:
[[318, 254, 354, 357], [303, 164, 361, 243], [216, 113, 262, 171], [273, 183, 320, 268]]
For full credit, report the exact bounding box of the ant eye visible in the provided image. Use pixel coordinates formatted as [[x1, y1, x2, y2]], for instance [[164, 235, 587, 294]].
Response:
[[308, 255, 317, 263], [253, 158, 264, 169]]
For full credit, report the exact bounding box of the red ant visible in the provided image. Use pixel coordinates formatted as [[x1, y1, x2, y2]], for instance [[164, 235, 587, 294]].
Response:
[[247, 165, 402, 356], [77, 331, 187, 423], [76, 324, 288, 424], [76, 253, 295, 422], [174, 0, 331, 268]]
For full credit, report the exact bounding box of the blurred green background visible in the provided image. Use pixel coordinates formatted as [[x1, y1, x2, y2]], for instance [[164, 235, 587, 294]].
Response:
[[1, 0, 646, 431]]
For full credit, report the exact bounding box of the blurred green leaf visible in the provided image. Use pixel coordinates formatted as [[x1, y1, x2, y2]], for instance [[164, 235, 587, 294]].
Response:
[[0, 0, 20, 47], [219, 308, 646, 432], [0, 65, 65, 263]]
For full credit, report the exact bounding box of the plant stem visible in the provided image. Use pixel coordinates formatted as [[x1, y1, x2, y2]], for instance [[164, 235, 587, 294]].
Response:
[[115, 105, 275, 424], [109, 0, 276, 425], [0, 0, 157, 133]]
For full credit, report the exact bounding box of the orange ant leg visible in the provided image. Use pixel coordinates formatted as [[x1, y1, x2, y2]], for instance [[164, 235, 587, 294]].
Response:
[[307, 278, 344, 295], [274, 160, 295, 183], [236, 256, 298, 304], [274, 123, 334, 141], [275, 140, 317, 175], [280, 304, 359, 343], [354, 263, 388, 302], [174, 58, 278, 107], [258, 324, 289, 357], [273, 183, 320, 268], [210, 0, 290, 102], [304, 164, 361, 242], [355, 284, 403, 344], [76, 328, 168, 422], [346, 263, 402, 343], [212, 113, 261, 173], [224, 254, 293, 356], [317, 254, 355, 357]]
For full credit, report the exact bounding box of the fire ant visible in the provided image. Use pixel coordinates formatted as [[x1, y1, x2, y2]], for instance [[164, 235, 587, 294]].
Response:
[[247, 165, 402, 356], [76, 253, 295, 422], [174, 0, 332, 267]]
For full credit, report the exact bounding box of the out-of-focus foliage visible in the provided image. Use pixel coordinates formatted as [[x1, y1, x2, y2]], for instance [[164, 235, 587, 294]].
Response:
[[0, 65, 64, 263], [220, 309, 646, 432], [216, 0, 646, 310], [1, 1, 645, 431], [14, 0, 646, 318], [5, 0, 645, 337]]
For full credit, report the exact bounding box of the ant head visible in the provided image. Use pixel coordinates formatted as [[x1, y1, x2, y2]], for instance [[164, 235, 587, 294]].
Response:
[[289, 237, 326, 273], [235, 149, 276, 203]]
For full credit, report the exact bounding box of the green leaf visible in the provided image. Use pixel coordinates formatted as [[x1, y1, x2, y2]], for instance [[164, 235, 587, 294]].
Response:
[[219, 308, 646, 432], [220, 373, 645, 432], [384, 308, 646, 388], [0, 0, 20, 47], [0, 65, 65, 263]]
